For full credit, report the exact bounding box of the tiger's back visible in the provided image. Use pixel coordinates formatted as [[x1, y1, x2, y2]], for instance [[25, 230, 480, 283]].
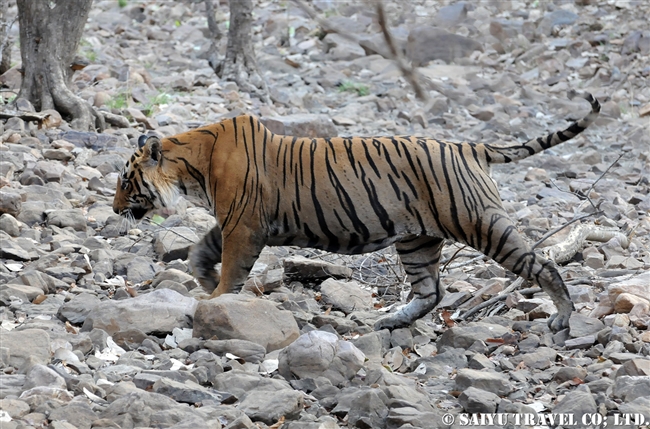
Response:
[[113, 92, 600, 332]]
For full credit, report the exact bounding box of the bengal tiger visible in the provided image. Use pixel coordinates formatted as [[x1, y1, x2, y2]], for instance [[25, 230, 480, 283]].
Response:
[[113, 91, 600, 332]]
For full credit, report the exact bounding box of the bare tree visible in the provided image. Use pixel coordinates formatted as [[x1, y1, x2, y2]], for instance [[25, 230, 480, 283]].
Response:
[[16, 0, 104, 130], [206, 0, 269, 103]]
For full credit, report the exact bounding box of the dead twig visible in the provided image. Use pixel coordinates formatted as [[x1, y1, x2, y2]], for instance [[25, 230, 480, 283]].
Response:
[[374, 1, 428, 102]]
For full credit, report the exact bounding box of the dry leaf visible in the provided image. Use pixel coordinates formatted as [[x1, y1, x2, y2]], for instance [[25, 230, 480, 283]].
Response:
[[269, 416, 286, 428], [441, 309, 455, 327], [65, 321, 78, 334], [32, 294, 47, 304]]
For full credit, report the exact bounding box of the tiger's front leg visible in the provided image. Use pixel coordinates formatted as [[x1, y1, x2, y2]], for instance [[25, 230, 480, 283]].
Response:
[[208, 226, 265, 299]]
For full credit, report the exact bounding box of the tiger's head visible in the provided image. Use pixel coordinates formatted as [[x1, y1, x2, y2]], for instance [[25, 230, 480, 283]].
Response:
[[112, 135, 178, 220]]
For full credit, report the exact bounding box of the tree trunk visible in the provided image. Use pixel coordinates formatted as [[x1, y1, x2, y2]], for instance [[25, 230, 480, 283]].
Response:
[[204, 0, 222, 72], [16, 0, 104, 130], [219, 0, 269, 103], [0, 0, 13, 74]]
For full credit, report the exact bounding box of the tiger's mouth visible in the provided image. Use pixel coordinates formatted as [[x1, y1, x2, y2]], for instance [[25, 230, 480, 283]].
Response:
[[121, 206, 149, 220]]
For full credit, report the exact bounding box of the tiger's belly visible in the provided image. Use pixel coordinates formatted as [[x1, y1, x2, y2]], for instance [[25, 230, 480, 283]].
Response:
[[266, 233, 411, 255]]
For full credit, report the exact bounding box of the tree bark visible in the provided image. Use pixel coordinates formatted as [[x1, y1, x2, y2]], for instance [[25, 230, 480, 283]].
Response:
[[218, 0, 269, 103], [16, 0, 104, 130], [0, 0, 13, 74], [204, 0, 222, 72]]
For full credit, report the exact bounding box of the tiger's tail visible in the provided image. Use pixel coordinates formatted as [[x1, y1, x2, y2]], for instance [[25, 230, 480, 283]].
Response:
[[485, 91, 600, 164]]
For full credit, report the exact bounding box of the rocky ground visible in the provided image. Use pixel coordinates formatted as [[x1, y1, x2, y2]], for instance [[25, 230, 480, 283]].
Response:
[[1, 0, 649, 428]]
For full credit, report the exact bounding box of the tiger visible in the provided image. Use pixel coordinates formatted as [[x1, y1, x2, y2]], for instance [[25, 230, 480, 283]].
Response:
[[113, 91, 600, 332]]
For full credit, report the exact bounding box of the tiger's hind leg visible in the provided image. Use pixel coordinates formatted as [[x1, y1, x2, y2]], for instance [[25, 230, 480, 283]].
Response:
[[189, 225, 223, 294], [474, 210, 574, 332], [374, 236, 445, 331]]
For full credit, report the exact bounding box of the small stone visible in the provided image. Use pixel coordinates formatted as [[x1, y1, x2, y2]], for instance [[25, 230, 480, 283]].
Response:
[[438, 323, 511, 350], [278, 330, 365, 386], [458, 386, 500, 413], [552, 385, 597, 418], [238, 389, 304, 425], [565, 335, 597, 350], [455, 368, 514, 396], [525, 168, 550, 182], [320, 278, 372, 313], [153, 227, 199, 262], [569, 313, 605, 338], [283, 255, 353, 282]]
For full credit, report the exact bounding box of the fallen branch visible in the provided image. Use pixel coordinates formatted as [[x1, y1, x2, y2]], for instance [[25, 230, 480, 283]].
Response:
[[542, 223, 629, 264]]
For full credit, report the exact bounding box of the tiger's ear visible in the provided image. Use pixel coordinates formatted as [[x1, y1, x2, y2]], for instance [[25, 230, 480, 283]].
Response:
[[141, 136, 162, 164]]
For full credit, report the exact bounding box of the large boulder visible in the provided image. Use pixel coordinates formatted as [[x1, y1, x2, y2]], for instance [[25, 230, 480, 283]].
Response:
[[193, 294, 299, 352]]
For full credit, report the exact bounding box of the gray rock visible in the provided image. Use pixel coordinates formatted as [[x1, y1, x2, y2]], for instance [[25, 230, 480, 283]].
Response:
[[569, 313, 605, 338], [455, 368, 514, 396], [100, 390, 206, 427], [152, 377, 229, 404], [351, 330, 391, 360], [279, 330, 365, 386], [552, 385, 597, 417], [0, 191, 21, 216], [458, 386, 500, 413], [437, 323, 510, 350], [48, 402, 98, 429], [46, 209, 87, 231], [565, 335, 597, 350], [509, 347, 557, 370], [57, 130, 126, 150], [238, 389, 304, 425], [406, 27, 483, 66], [345, 388, 389, 428], [416, 348, 468, 377], [386, 407, 446, 429], [538, 9, 579, 36], [33, 160, 66, 182], [0, 375, 26, 399], [434, 2, 468, 27], [261, 116, 337, 139], [126, 255, 163, 284], [468, 353, 495, 370], [613, 376, 650, 401], [320, 278, 372, 313], [193, 294, 299, 352], [0, 213, 21, 236], [0, 231, 31, 261], [0, 397, 30, 419], [554, 367, 588, 382], [615, 359, 650, 377], [618, 396, 650, 420], [23, 364, 67, 390], [152, 268, 196, 288], [323, 33, 365, 61], [204, 339, 266, 363], [211, 370, 292, 399], [2, 328, 51, 370], [57, 293, 102, 324], [81, 289, 197, 335], [153, 227, 199, 262]]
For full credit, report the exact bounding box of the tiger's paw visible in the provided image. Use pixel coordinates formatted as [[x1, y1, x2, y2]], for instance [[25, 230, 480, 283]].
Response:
[[374, 314, 409, 331], [548, 309, 572, 332]]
